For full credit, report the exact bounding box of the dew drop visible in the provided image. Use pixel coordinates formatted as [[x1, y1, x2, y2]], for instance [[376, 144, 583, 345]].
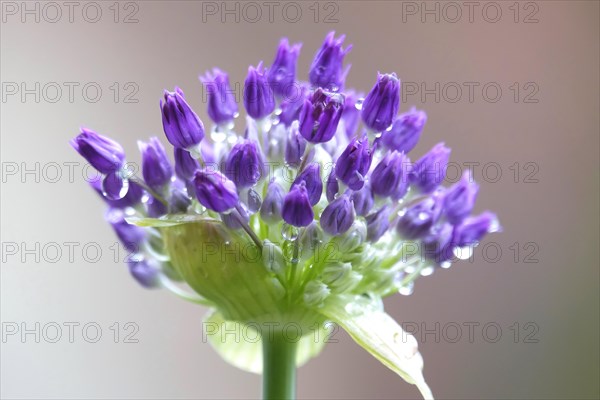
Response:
[[281, 223, 299, 241], [454, 245, 474, 260], [399, 282, 414, 296], [440, 260, 452, 269], [354, 98, 364, 110], [417, 212, 429, 221], [210, 125, 227, 142], [420, 266, 435, 276], [344, 302, 362, 316]]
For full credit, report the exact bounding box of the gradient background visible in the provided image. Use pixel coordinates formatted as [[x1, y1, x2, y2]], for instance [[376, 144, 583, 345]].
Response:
[[1, 1, 599, 399]]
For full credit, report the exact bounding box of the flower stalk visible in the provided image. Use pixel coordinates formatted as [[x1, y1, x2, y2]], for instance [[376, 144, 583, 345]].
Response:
[[262, 332, 297, 400]]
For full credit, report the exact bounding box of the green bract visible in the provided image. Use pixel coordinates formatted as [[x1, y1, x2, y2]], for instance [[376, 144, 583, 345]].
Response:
[[129, 215, 433, 399]]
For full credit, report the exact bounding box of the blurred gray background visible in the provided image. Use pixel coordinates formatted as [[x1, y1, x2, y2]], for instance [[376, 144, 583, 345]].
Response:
[[1, 1, 598, 399]]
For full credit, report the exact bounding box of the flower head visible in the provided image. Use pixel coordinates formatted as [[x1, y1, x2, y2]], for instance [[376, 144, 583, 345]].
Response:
[[71, 32, 501, 400]]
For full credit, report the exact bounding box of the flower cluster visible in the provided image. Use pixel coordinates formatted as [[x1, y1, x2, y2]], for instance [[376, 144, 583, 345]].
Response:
[[71, 32, 499, 398]]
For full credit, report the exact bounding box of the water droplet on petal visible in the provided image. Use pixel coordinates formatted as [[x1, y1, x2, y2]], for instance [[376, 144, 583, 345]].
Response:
[[281, 223, 299, 241], [211, 125, 227, 142], [420, 266, 435, 276], [454, 245, 474, 260], [354, 98, 364, 110], [399, 282, 414, 296]]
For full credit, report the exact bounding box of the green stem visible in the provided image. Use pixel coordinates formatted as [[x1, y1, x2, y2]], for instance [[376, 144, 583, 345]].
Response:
[[262, 332, 297, 400]]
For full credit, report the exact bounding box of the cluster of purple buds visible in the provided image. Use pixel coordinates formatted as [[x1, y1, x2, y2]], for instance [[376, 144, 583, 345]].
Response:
[[71, 31, 500, 298]]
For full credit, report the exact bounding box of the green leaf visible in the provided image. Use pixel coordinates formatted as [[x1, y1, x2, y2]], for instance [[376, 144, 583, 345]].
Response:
[[126, 214, 217, 227], [319, 295, 434, 399], [203, 309, 332, 374]]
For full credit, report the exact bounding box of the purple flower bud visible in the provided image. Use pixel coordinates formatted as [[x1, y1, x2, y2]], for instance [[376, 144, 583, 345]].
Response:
[[174, 147, 200, 181], [309, 31, 352, 91], [128, 259, 160, 288], [147, 195, 168, 217], [351, 184, 374, 216], [244, 62, 275, 120], [139, 137, 173, 192], [169, 181, 192, 214], [260, 180, 285, 223], [225, 139, 265, 188], [200, 68, 238, 125], [411, 142, 451, 193], [221, 205, 249, 230], [361, 73, 401, 132], [89, 179, 144, 209], [107, 209, 145, 252], [423, 223, 454, 264], [320, 194, 355, 235], [341, 90, 363, 139], [453, 211, 501, 247], [370, 151, 410, 200], [285, 122, 307, 167], [267, 38, 302, 98], [102, 170, 128, 200], [444, 171, 479, 224], [335, 134, 372, 190], [161, 87, 205, 150], [70, 128, 125, 174], [382, 108, 427, 153], [193, 170, 239, 212], [282, 182, 314, 227], [396, 195, 444, 239], [299, 88, 345, 143], [326, 169, 339, 202], [279, 84, 308, 126], [292, 163, 323, 206], [366, 205, 391, 242]]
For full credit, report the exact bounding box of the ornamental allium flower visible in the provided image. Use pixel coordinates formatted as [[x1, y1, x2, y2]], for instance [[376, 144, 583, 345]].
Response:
[[71, 32, 501, 400], [244, 62, 275, 120], [361, 73, 401, 132], [200, 68, 238, 125], [382, 107, 427, 153], [299, 88, 345, 143], [267, 37, 302, 98], [309, 31, 352, 90], [161, 88, 205, 154]]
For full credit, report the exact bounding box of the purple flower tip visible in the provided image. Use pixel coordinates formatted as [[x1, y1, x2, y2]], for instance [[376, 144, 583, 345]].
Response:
[[193, 170, 239, 212], [309, 31, 352, 91], [382, 107, 427, 153], [292, 163, 323, 206], [321, 194, 355, 236], [335, 134, 372, 190], [268, 37, 302, 98], [224, 139, 265, 188], [410, 142, 451, 193], [139, 137, 173, 192], [244, 62, 275, 120], [299, 88, 345, 143], [370, 151, 411, 200], [200, 68, 238, 125], [282, 182, 314, 227], [161, 88, 205, 150], [443, 171, 479, 225], [70, 128, 125, 174], [453, 211, 501, 247], [361, 72, 401, 132]]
